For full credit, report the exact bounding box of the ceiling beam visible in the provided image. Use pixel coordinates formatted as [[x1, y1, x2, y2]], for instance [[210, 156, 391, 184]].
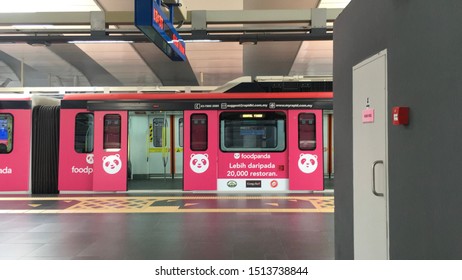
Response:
[[189, 9, 341, 24], [0, 9, 339, 44], [0, 9, 342, 25], [0, 12, 94, 25], [47, 45, 122, 86], [0, 33, 332, 45], [0, 51, 50, 86]]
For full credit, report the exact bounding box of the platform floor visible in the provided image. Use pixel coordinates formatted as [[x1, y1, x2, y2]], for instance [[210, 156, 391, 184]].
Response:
[[0, 193, 334, 260]]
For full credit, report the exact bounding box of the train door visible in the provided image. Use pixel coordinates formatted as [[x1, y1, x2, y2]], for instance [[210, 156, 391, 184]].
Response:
[[58, 109, 94, 191], [92, 111, 128, 191], [183, 111, 218, 191], [288, 110, 324, 190], [0, 106, 31, 192], [127, 111, 183, 190]]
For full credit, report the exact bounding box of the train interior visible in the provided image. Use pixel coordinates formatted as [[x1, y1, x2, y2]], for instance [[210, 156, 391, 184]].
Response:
[[128, 111, 183, 191]]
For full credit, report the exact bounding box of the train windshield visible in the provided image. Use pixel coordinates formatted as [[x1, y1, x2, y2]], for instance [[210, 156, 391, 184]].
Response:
[[220, 112, 286, 152]]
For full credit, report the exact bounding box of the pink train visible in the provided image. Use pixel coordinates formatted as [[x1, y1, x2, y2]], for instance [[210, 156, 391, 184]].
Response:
[[0, 91, 333, 193]]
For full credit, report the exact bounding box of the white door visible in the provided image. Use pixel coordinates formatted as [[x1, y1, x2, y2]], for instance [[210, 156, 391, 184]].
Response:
[[353, 50, 389, 259]]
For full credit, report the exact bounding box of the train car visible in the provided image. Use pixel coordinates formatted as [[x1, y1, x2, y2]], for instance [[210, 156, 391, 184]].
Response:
[[58, 92, 332, 192], [0, 95, 61, 193]]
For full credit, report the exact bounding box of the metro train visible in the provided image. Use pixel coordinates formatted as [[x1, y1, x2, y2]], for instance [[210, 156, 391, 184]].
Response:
[[0, 90, 333, 193]]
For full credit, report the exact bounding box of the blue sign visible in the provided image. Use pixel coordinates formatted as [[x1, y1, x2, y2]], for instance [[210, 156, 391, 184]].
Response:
[[135, 0, 186, 61]]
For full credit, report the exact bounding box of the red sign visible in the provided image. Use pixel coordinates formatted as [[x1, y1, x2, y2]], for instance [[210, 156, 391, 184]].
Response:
[[153, 9, 164, 30], [172, 34, 185, 55]]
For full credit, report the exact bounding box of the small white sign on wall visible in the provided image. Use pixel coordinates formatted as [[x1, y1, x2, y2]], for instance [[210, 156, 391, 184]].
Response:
[[362, 108, 375, 123]]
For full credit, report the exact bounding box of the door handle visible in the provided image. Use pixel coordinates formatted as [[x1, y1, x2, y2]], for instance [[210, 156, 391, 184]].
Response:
[[372, 160, 384, 197]]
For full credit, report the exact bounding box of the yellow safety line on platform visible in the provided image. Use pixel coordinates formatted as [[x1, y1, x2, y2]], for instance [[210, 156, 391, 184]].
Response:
[[0, 196, 334, 214], [0, 196, 333, 201], [0, 208, 333, 214]]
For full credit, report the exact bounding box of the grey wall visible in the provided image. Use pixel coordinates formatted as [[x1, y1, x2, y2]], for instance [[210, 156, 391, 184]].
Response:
[[334, 0, 462, 259], [333, 0, 389, 260]]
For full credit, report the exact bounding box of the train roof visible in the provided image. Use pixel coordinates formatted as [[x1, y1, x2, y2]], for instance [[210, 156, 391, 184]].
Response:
[[63, 92, 332, 101], [61, 92, 333, 111]]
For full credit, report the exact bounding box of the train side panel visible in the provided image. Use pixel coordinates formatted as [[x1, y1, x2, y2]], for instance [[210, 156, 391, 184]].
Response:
[[58, 109, 94, 191], [58, 92, 332, 193], [92, 111, 128, 191], [288, 110, 324, 190], [183, 110, 218, 191], [0, 108, 31, 191], [217, 151, 289, 191]]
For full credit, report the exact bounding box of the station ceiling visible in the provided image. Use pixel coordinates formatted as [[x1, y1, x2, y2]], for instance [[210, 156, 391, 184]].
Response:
[[0, 0, 350, 88]]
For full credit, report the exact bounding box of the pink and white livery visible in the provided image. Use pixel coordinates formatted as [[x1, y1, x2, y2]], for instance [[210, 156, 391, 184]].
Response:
[[0, 91, 332, 193]]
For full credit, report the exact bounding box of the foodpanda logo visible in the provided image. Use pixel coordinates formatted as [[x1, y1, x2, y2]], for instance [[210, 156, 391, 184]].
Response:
[[102, 154, 122, 175], [71, 166, 93, 175], [190, 153, 209, 174], [0, 167, 12, 174], [71, 153, 94, 175], [86, 154, 94, 164], [234, 153, 240, 159], [298, 153, 318, 174]]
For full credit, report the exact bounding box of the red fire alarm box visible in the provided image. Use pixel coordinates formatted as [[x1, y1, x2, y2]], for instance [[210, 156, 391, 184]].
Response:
[[392, 107, 409, 125]]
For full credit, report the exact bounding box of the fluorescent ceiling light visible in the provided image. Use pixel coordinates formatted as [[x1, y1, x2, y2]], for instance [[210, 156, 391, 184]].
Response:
[[318, 0, 351, 8], [2, 0, 100, 12], [12, 25, 54, 29], [184, 39, 222, 43], [69, 40, 134, 44], [11, 25, 91, 30]]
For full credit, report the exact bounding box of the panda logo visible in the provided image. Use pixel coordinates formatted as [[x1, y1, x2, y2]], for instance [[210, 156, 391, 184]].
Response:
[[86, 154, 94, 165], [298, 153, 318, 174], [190, 154, 209, 174], [102, 154, 122, 175]]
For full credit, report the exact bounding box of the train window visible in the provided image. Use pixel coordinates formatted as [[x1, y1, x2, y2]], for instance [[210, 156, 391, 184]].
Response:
[[0, 114, 13, 154], [190, 114, 208, 151], [220, 112, 286, 152], [178, 118, 184, 147], [74, 113, 94, 153], [152, 118, 164, 147], [103, 114, 121, 150], [299, 113, 316, 150]]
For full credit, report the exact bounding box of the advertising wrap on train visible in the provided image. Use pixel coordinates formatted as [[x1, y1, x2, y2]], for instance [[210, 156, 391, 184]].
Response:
[[217, 152, 288, 191]]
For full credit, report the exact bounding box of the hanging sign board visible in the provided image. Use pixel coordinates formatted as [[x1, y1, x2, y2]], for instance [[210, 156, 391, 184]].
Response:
[[135, 0, 186, 61]]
